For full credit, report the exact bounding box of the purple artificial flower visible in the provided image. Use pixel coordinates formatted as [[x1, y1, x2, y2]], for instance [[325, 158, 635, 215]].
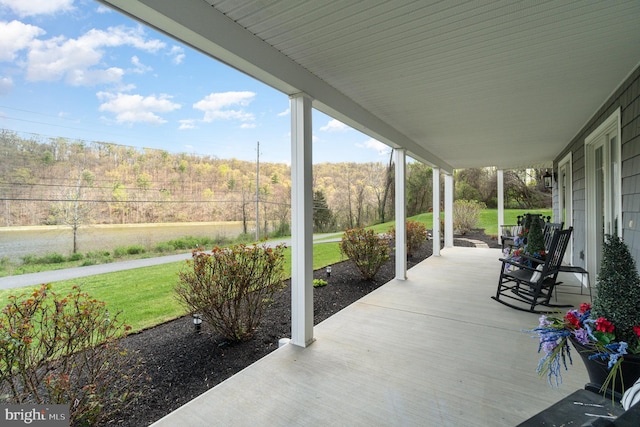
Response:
[[573, 328, 589, 345]]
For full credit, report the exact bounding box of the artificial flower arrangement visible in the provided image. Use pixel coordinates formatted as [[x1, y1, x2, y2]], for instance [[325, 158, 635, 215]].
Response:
[[531, 234, 640, 395], [534, 303, 640, 390]]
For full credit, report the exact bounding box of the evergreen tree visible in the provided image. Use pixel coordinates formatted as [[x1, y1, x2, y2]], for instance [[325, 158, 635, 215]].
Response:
[[313, 190, 333, 232], [591, 234, 640, 346]]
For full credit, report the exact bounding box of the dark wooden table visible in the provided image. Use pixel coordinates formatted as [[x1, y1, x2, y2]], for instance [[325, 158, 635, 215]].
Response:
[[517, 389, 624, 426]]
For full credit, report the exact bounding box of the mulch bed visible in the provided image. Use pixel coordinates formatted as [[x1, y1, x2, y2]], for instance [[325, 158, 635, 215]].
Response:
[[114, 230, 499, 426]]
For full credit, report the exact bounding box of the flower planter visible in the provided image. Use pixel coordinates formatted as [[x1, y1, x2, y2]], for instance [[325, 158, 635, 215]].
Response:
[[570, 337, 640, 400]]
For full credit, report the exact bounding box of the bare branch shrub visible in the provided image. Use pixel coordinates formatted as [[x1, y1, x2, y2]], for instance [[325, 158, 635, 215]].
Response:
[[176, 243, 286, 342], [453, 199, 486, 235]]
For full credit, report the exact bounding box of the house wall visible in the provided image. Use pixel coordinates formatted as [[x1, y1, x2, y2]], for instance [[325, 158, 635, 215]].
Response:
[[554, 64, 640, 267]]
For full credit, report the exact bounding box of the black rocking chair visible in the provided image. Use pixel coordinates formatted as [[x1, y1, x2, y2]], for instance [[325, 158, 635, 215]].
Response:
[[492, 227, 573, 313]]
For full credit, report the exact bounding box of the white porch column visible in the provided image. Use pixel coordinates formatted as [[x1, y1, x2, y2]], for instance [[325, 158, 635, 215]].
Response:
[[497, 169, 504, 246], [444, 173, 454, 248], [432, 167, 441, 256], [395, 149, 407, 280], [290, 93, 314, 347]]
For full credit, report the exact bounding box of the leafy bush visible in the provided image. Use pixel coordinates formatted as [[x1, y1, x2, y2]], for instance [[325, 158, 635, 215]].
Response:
[[234, 233, 255, 244], [67, 252, 84, 262], [453, 199, 486, 235], [176, 243, 286, 342], [340, 228, 390, 280], [114, 245, 146, 257], [388, 220, 428, 257], [125, 244, 146, 255], [0, 285, 143, 426], [21, 252, 66, 265], [313, 278, 328, 288], [153, 242, 175, 253], [85, 250, 112, 264]]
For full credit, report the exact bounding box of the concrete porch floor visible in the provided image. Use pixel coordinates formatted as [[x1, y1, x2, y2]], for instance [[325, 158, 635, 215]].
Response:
[[151, 247, 592, 426]]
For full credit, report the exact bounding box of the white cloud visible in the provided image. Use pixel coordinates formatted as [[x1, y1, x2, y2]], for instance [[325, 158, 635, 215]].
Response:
[[357, 138, 390, 156], [67, 67, 124, 86], [320, 119, 349, 132], [193, 91, 256, 122], [240, 123, 256, 129], [0, 76, 13, 94], [131, 56, 152, 74], [96, 5, 112, 14], [179, 119, 197, 130], [277, 108, 290, 117], [0, 0, 73, 17], [169, 46, 185, 65], [25, 26, 165, 85], [97, 91, 181, 124], [0, 20, 45, 62]]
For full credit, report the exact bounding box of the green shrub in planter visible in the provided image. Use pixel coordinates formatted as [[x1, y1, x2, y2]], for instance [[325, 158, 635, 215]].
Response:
[[525, 215, 545, 257], [591, 234, 640, 348]]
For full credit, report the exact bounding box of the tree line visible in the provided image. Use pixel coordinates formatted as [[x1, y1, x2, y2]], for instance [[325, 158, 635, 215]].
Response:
[[0, 130, 550, 238]]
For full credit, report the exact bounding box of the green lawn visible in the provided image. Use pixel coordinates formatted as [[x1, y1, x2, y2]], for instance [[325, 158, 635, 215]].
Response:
[[0, 243, 344, 333], [0, 209, 549, 334], [370, 208, 551, 236]]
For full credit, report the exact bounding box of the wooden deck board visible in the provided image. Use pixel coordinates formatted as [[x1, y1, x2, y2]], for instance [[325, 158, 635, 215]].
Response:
[[151, 247, 591, 426]]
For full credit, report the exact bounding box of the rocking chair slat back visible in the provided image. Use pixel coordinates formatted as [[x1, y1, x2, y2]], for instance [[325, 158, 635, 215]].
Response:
[[492, 227, 573, 313]]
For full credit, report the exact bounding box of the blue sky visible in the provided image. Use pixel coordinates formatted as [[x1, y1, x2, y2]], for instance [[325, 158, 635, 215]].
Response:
[[0, 0, 391, 164]]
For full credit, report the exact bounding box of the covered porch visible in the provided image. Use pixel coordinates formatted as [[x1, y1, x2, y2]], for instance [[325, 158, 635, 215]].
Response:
[[152, 247, 590, 426]]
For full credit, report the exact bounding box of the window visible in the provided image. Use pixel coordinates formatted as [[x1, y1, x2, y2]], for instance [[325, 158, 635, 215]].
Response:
[[585, 109, 621, 276]]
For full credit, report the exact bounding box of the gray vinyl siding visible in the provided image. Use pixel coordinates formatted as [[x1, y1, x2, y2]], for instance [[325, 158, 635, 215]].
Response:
[[554, 64, 640, 268]]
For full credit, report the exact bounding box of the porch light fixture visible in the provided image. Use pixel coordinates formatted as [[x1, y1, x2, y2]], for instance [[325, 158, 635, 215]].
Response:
[[326, 266, 332, 277], [193, 313, 202, 332], [543, 170, 553, 189]]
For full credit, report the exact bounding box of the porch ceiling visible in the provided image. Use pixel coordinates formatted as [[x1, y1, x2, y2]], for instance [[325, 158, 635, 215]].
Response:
[[100, 0, 640, 171]]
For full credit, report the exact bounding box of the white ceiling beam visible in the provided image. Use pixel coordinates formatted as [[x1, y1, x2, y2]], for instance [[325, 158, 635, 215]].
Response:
[[98, 0, 453, 172]]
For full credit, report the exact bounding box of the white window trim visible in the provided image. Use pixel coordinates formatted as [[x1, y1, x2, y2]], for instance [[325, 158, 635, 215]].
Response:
[[584, 107, 622, 276]]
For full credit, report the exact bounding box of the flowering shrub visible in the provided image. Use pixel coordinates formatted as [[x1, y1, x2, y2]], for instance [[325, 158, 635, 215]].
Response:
[[388, 220, 427, 257], [533, 303, 640, 391], [0, 284, 143, 426], [340, 228, 390, 280], [176, 243, 286, 342]]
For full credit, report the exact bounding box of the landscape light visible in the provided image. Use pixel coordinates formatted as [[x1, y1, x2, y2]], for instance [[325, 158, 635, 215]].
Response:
[[193, 313, 202, 333], [326, 266, 332, 277]]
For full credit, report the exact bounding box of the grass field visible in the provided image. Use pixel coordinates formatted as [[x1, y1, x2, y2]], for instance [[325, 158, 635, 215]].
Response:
[[0, 209, 549, 333]]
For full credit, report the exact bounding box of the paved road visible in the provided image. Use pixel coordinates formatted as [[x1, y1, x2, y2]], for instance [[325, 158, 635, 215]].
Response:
[[0, 236, 342, 291]]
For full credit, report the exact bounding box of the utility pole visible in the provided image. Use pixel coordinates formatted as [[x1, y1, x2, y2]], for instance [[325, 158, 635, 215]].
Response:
[[256, 141, 260, 241]]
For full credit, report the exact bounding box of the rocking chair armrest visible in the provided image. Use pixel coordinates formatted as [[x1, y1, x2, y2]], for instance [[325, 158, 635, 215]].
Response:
[[498, 257, 538, 272], [519, 253, 546, 265]]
